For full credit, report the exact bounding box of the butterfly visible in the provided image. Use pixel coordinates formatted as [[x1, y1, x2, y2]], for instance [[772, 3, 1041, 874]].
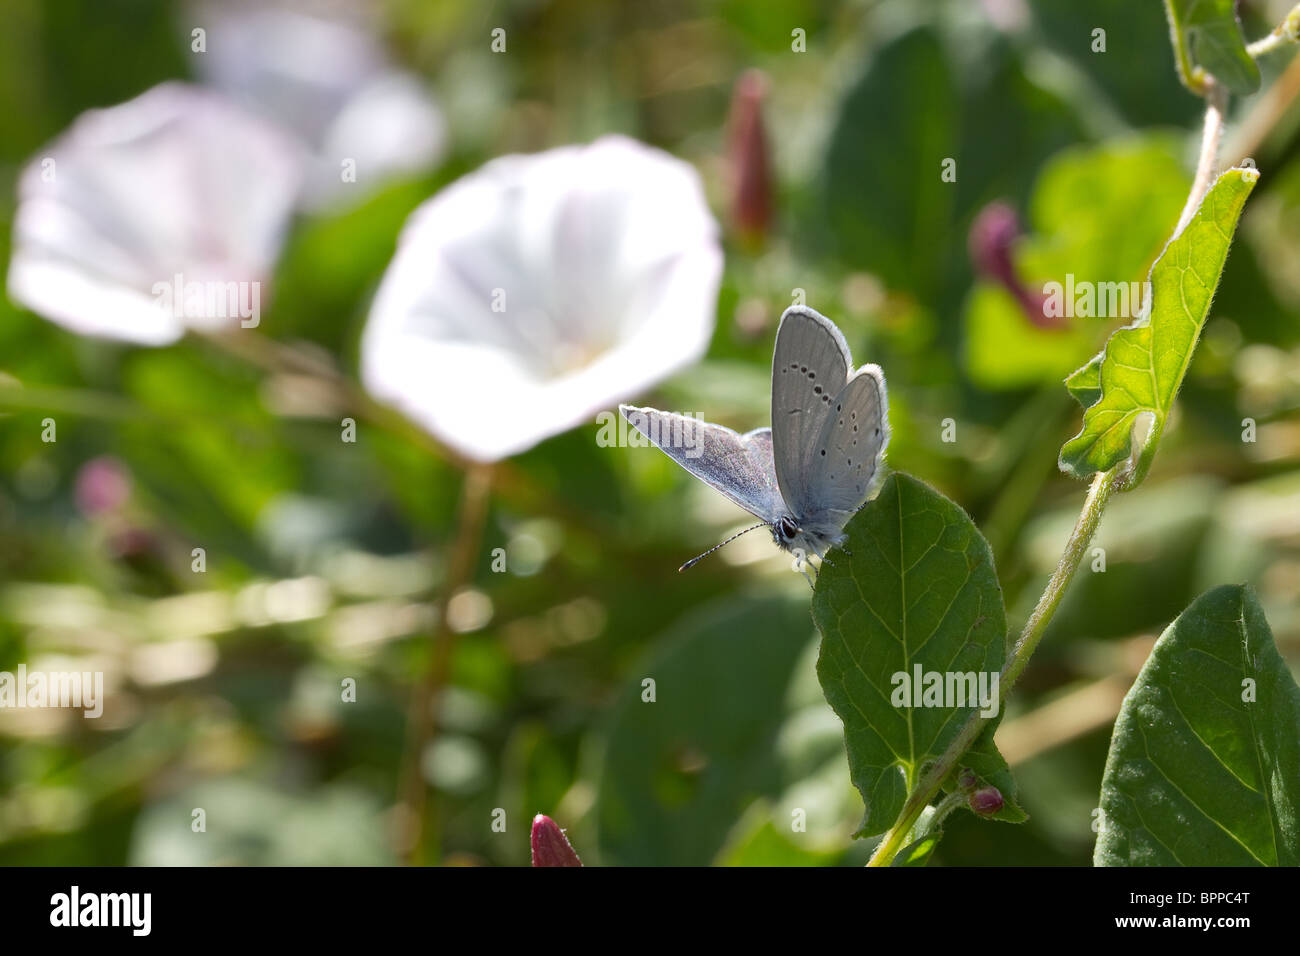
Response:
[[620, 305, 889, 580]]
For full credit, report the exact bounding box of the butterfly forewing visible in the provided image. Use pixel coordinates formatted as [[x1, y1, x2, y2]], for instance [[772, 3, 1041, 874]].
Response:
[[618, 405, 783, 523], [770, 307, 853, 519], [807, 367, 889, 516]]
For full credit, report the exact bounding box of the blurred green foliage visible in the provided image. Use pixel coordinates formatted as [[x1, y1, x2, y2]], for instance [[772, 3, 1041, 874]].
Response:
[[1, 0, 1299, 866]]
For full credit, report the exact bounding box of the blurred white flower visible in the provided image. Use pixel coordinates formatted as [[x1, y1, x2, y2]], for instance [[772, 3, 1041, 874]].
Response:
[[361, 135, 723, 462], [8, 82, 301, 345], [193, 1, 445, 211]]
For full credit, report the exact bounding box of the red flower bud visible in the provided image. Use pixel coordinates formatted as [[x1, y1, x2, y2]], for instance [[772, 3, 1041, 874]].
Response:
[[968, 202, 1059, 329], [968, 786, 1005, 816], [530, 814, 582, 867], [726, 69, 774, 247]]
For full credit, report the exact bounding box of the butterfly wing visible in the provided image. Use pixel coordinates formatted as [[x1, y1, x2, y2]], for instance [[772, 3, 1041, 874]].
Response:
[[619, 405, 783, 523], [803, 365, 889, 527], [770, 306, 853, 518]]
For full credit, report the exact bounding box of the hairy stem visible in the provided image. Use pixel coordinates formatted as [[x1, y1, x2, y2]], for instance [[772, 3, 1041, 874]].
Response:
[[395, 463, 493, 865], [1004, 470, 1119, 685], [1174, 79, 1227, 238], [1245, 4, 1300, 59]]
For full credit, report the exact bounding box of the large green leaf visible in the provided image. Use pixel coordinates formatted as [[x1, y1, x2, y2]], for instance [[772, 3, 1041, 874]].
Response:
[[1096, 585, 1300, 866], [1163, 0, 1260, 95], [812, 473, 1022, 837], [820, 26, 1081, 307], [592, 595, 815, 866], [821, 27, 956, 296], [1027, 0, 1200, 128], [1059, 166, 1257, 485]]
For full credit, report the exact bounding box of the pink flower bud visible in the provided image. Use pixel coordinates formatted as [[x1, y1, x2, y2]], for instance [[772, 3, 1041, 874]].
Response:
[[531, 814, 582, 867], [956, 768, 978, 792], [726, 69, 774, 246], [969, 202, 1020, 286], [968, 202, 1059, 329], [968, 786, 1005, 816], [75, 456, 132, 517]]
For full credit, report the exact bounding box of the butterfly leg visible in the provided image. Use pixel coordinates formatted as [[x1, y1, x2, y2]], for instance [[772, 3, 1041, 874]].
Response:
[[790, 548, 817, 589]]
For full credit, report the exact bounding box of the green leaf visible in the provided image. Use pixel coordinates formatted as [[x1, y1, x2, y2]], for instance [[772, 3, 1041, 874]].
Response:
[[812, 473, 1020, 837], [1059, 166, 1258, 486], [1163, 0, 1260, 96], [593, 595, 816, 866], [1027, 0, 1201, 128], [964, 137, 1190, 391], [821, 28, 956, 296], [1065, 354, 1103, 407], [892, 831, 942, 867], [820, 26, 1081, 307], [1023, 138, 1193, 289], [965, 284, 1099, 391], [1096, 585, 1300, 866], [716, 809, 847, 867]]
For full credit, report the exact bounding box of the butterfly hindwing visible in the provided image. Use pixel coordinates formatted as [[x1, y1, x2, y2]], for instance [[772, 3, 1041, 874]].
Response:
[[806, 366, 889, 519]]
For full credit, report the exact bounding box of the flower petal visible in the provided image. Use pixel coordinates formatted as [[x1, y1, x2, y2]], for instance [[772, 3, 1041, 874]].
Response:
[[362, 135, 722, 462], [194, 3, 445, 211], [8, 83, 300, 344]]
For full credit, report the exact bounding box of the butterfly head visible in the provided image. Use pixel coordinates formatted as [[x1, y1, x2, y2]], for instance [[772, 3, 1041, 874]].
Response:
[[772, 514, 800, 549], [773, 513, 849, 562]]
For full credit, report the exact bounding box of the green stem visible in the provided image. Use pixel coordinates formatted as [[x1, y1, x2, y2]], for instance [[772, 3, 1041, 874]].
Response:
[[1004, 469, 1119, 685], [1173, 78, 1227, 239], [395, 462, 494, 865], [867, 469, 1120, 866], [1245, 4, 1300, 59], [919, 790, 968, 838]]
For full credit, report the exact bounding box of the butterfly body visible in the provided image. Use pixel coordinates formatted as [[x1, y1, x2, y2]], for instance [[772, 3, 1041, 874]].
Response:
[[620, 305, 889, 573]]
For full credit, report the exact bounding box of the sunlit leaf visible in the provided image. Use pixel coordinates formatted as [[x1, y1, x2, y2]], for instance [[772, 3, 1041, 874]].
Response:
[[1059, 166, 1257, 485], [1065, 354, 1103, 407]]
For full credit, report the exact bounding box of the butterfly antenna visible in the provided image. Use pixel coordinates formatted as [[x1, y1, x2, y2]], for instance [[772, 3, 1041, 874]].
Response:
[[678, 522, 769, 572]]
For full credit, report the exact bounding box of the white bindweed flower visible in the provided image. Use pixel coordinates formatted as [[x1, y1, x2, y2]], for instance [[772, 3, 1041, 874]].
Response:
[[7, 82, 301, 345], [193, 1, 445, 211], [361, 135, 723, 463]]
